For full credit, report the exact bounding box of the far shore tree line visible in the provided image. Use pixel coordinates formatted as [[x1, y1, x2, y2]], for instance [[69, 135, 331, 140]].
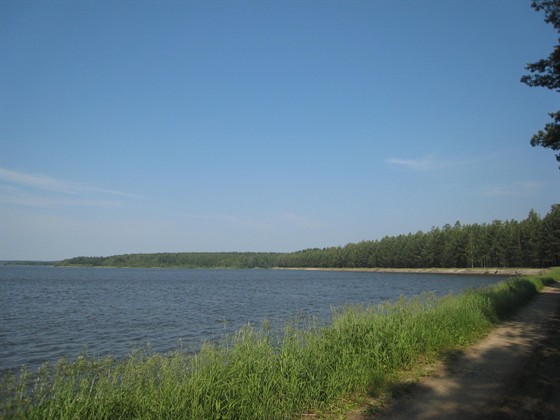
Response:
[[59, 205, 560, 269]]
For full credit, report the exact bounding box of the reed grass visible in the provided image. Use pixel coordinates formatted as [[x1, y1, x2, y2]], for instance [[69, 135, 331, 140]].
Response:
[[2, 269, 558, 419]]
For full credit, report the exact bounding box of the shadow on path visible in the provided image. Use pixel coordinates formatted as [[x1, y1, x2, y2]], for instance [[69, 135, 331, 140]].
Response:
[[360, 283, 560, 420]]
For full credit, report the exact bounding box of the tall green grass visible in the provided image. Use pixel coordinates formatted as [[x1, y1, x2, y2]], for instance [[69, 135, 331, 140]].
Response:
[[2, 269, 558, 419]]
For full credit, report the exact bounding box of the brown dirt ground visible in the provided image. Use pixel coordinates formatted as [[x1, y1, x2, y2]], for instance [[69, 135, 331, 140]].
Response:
[[350, 282, 560, 420]]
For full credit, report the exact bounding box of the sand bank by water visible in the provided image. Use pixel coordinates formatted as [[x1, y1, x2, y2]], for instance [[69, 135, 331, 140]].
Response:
[[274, 267, 547, 276]]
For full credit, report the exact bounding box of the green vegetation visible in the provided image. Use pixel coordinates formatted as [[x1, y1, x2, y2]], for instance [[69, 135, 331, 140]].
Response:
[[59, 205, 560, 269], [3, 269, 558, 419], [58, 252, 277, 269], [521, 1, 560, 165], [0, 261, 59, 266]]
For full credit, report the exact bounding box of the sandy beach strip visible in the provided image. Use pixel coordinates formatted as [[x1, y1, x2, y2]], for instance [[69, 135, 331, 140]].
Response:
[[273, 267, 547, 276]]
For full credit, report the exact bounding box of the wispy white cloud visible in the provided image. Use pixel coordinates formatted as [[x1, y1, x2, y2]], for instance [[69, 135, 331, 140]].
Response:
[[387, 154, 442, 171], [482, 181, 545, 197], [0, 168, 144, 198], [1, 185, 124, 208], [386, 152, 495, 172], [0, 167, 144, 208], [1, 168, 77, 194]]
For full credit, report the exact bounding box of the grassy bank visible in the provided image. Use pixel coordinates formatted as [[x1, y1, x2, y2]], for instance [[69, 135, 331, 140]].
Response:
[[2, 269, 559, 419]]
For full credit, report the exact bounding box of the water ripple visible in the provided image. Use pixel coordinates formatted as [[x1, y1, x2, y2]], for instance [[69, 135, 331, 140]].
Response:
[[0, 266, 499, 373]]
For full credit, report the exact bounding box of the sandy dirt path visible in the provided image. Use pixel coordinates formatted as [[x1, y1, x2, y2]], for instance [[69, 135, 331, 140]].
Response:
[[353, 282, 560, 419]]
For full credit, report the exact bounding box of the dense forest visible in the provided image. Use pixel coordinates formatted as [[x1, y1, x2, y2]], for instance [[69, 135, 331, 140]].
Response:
[[58, 205, 560, 269]]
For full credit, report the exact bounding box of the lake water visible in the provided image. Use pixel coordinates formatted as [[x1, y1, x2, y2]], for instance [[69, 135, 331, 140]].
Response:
[[0, 266, 502, 373]]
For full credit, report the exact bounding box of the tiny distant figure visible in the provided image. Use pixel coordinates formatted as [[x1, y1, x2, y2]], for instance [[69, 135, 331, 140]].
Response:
[[495, 270, 499, 275]]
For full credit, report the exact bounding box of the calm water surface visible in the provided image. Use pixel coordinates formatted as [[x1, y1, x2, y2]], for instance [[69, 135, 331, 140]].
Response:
[[0, 266, 501, 373]]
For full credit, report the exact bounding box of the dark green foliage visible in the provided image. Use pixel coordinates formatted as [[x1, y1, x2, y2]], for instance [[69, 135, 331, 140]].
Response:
[[521, 0, 560, 164], [58, 206, 559, 269], [59, 252, 278, 269], [529, 112, 560, 162], [281, 207, 559, 269], [0, 260, 58, 266]]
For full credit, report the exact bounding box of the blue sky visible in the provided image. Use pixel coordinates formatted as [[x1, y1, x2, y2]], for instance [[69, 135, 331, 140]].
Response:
[[1, 0, 559, 261]]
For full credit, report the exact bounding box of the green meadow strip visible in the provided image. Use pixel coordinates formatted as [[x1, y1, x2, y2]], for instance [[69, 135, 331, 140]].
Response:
[[2, 269, 558, 419]]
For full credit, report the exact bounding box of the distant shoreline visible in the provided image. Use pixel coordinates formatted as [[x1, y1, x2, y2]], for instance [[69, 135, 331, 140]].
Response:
[[2, 262, 548, 277], [272, 267, 548, 276]]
